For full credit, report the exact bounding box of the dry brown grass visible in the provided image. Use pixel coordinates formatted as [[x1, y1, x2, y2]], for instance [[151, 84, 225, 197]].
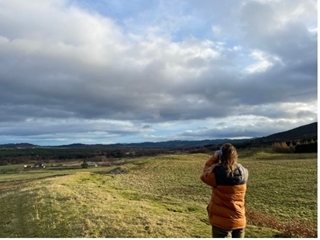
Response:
[[246, 208, 317, 238]]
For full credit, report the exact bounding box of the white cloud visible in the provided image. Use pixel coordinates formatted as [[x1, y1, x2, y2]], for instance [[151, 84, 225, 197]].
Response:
[[244, 49, 282, 73], [0, 0, 316, 145]]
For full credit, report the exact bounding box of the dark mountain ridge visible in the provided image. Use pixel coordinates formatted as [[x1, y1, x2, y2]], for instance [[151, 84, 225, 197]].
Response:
[[0, 122, 317, 149], [254, 122, 317, 144]]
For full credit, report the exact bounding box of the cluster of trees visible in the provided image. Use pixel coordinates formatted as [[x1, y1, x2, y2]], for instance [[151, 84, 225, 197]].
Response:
[[295, 142, 317, 153], [81, 160, 88, 168], [272, 142, 295, 153], [272, 139, 317, 153], [0, 147, 182, 165]]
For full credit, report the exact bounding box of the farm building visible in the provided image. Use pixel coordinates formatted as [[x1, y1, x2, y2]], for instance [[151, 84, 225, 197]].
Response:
[[101, 162, 112, 167], [87, 162, 97, 167], [33, 162, 45, 168]]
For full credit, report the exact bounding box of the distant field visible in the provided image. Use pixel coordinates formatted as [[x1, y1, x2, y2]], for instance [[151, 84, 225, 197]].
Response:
[[0, 148, 317, 238]]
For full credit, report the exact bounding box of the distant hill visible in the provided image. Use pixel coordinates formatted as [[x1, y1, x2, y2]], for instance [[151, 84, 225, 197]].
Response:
[[117, 139, 249, 148], [254, 122, 317, 144], [54, 139, 248, 149], [0, 143, 39, 149], [0, 122, 317, 149]]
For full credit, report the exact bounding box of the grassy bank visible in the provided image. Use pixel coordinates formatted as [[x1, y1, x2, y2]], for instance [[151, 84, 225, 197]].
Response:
[[0, 149, 317, 237]]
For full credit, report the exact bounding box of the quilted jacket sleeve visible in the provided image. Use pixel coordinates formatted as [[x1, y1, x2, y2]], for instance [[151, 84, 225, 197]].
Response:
[[200, 154, 219, 187]]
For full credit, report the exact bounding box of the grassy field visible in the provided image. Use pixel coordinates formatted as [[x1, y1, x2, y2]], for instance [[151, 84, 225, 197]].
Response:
[[0, 148, 317, 238]]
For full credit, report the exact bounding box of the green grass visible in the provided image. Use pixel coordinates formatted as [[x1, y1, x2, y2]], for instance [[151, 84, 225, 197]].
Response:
[[245, 159, 317, 223], [0, 149, 317, 237]]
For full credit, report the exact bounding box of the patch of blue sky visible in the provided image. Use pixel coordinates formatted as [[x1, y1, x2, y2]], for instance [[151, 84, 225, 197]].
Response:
[[67, 0, 249, 49], [68, 0, 158, 28], [67, 0, 217, 43]]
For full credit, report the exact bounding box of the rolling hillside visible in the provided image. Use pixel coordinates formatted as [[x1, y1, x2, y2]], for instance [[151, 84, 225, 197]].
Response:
[[0, 122, 317, 150], [254, 122, 317, 143], [0, 152, 317, 237]]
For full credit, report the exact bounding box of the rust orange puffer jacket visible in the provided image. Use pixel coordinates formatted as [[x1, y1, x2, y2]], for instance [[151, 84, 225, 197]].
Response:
[[200, 156, 248, 230]]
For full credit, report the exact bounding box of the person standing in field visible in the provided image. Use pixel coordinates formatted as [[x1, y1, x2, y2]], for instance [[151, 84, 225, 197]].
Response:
[[200, 143, 248, 238]]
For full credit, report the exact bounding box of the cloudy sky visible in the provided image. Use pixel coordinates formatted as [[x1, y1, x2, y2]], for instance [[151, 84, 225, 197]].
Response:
[[0, 0, 317, 146]]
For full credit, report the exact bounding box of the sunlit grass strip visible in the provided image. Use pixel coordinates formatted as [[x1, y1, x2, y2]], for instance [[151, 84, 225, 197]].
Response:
[[25, 172, 210, 238]]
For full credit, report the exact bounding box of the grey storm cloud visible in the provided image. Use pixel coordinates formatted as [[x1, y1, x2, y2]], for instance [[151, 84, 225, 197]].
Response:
[[0, 0, 317, 145]]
